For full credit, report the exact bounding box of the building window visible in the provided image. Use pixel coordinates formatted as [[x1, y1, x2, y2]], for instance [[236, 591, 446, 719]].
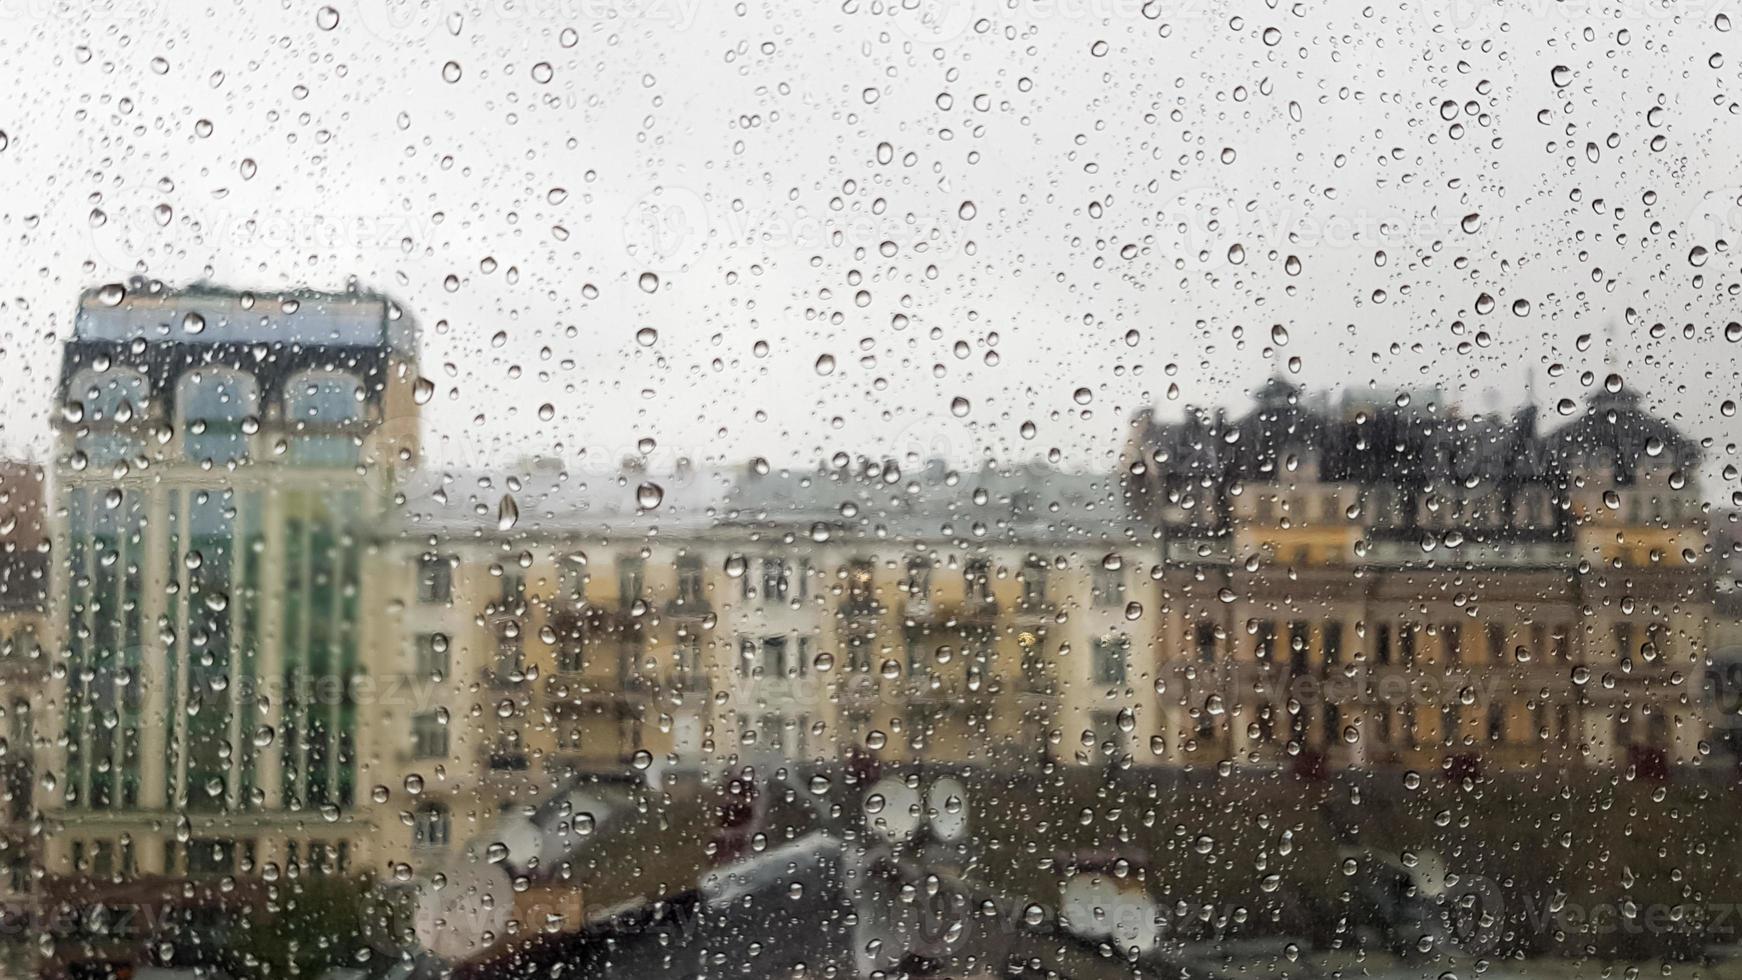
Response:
[[1442, 705, 1461, 746], [560, 554, 589, 603], [676, 553, 705, 607], [761, 636, 789, 677], [676, 633, 703, 677], [1021, 557, 1048, 606], [1442, 622, 1461, 664], [1091, 709, 1126, 761], [1092, 634, 1129, 684], [1323, 620, 1343, 668], [69, 367, 150, 464], [1644, 622, 1671, 662], [846, 558, 875, 607], [284, 370, 364, 465], [417, 554, 454, 604], [1288, 621, 1309, 674], [186, 838, 237, 877], [761, 557, 789, 601], [414, 632, 449, 677], [1092, 558, 1122, 607], [904, 558, 933, 599], [964, 558, 993, 603], [557, 630, 587, 673], [414, 804, 451, 849], [494, 623, 524, 678], [1195, 621, 1218, 664], [412, 712, 448, 759], [498, 570, 525, 606], [618, 557, 645, 606], [1613, 621, 1635, 662], [1487, 623, 1507, 664], [1255, 619, 1277, 662], [178, 368, 258, 465]]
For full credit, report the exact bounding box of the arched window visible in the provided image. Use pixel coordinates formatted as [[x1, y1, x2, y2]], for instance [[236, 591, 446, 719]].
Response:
[[284, 370, 364, 465], [68, 367, 149, 464], [178, 368, 258, 464]]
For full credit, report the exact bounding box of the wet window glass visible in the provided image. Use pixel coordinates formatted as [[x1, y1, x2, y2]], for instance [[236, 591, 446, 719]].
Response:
[[4, 2, 1742, 979]]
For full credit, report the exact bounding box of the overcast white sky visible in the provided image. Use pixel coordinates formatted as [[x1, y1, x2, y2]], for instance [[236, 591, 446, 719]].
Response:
[[1, 0, 1739, 495]]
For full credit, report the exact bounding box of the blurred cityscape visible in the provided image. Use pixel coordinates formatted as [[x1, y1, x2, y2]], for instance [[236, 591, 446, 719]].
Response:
[[0, 280, 1739, 977]]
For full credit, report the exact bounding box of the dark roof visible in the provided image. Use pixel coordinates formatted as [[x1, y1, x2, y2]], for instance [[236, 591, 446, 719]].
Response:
[[1127, 375, 1696, 527]]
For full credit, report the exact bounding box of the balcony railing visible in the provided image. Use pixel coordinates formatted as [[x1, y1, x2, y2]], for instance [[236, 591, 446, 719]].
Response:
[[664, 595, 713, 619], [837, 673, 882, 703], [480, 664, 527, 688], [545, 672, 651, 703], [839, 597, 882, 620], [901, 596, 998, 626], [486, 752, 529, 772]]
